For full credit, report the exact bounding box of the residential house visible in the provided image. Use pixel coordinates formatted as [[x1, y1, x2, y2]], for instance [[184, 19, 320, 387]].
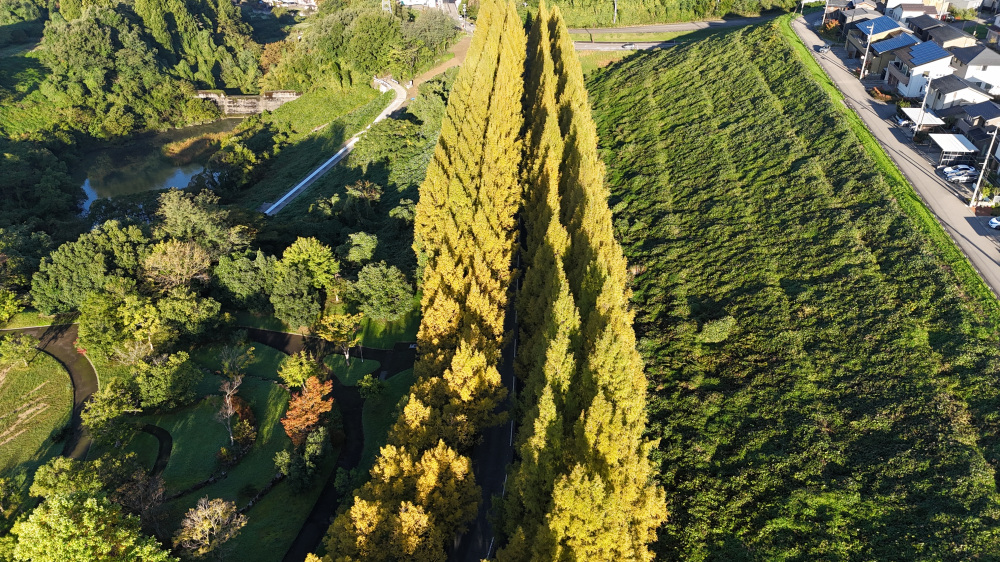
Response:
[[889, 3, 938, 22], [868, 33, 921, 77], [846, 16, 912, 61], [887, 40, 955, 97], [823, 0, 850, 22], [928, 73, 993, 109], [908, 14, 946, 40], [928, 25, 979, 48], [835, 7, 880, 37], [948, 101, 1000, 140], [949, 0, 983, 9], [949, 44, 1000, 94]]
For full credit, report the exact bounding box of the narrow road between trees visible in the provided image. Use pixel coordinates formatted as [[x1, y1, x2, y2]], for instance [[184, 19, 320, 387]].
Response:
[[449, 257, 519, 561], [1, 323, 96, 460], [242, 329, 416, 562], [792, 13, 1000, 299], [263, 78, 407, 216]]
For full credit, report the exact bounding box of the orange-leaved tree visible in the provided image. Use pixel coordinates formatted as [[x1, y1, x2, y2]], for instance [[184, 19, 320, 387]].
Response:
[[281, 376, 333, 447]]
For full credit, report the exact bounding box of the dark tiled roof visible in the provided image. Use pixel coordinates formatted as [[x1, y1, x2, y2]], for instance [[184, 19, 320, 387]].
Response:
[[929, 25, 976, 43], [949, 44, 1000, 66], [966, 126, 991, 142], [960, 100, 1000, 121], [908, 14, 944, 31], [932, 73, 986, 94]]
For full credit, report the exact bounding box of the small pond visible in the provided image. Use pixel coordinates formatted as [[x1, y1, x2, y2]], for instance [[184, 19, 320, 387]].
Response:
[[78, 118, 243, 214]]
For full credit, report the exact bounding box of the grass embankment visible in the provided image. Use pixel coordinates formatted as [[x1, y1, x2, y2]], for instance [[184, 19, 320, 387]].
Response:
[[589, 19, 1000, 559], [776, 14, 1000, 319], [577, 51, 633, 75], [359, 368, 414, 472], [235, 86, 395, 211], [0, 352, 72, 475]]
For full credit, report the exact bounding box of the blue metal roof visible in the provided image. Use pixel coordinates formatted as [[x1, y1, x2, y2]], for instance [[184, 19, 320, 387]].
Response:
[[857, 16, 903, 37], [907, 40, 952, 66], [872, 33, 918, 54]]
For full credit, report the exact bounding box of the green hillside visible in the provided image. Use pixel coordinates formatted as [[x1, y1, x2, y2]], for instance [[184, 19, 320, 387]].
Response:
[[589, 20, 1000, 558]]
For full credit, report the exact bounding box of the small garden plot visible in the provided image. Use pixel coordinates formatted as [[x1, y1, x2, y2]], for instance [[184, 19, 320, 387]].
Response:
[[324, 356, 380, 386], [0, 352, 72, 475]]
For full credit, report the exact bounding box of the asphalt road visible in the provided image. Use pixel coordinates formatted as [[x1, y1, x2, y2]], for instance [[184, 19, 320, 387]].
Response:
[[568, 14, 778, 34], [1, 323, 97, 460], [263, 78, 407, 216], [449, 259, 519, 561], [794, 13, 1000, 298], [574, 40, 678, 50]]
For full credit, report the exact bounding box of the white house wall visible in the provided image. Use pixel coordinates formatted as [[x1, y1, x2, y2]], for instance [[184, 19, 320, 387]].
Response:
[[897, 58, 956, 97]]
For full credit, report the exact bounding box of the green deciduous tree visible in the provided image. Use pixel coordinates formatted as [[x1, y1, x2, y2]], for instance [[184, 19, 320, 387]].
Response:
[[134, 352, 201, 409], [278, 351, 321, 389], [12, 494, 176, 562], [352, 262, 413, 322]]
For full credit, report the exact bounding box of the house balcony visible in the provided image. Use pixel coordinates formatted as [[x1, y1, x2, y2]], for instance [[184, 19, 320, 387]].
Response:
[[887, 62, 910, 86]]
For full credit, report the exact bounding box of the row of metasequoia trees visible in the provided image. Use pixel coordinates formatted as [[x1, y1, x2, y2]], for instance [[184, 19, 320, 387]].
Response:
[[318, 1, 665, 560]]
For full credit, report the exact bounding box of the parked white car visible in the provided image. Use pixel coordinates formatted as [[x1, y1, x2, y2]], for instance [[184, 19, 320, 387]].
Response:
[[894, 115, 913, 127], [944, 165, 977, 176], [948, 173, 976, 183], [989, 217, 1000, 230]]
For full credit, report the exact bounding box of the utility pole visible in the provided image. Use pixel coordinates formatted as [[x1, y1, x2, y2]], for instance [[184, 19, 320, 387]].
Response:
[[821, 0, 829, 26], [859, 21, 875, 78], [971, 127, 998, 207], [613, 0, 618, 24], [913, 74, 936, 141]]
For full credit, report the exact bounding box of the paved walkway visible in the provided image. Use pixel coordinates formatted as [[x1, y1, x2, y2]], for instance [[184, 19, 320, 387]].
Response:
[[403, 35, 472, 106], [568, 14, 778, 35], [1, 323, 96, 460], [793, 13, 1000, 298], [263, 78, 407, 216]]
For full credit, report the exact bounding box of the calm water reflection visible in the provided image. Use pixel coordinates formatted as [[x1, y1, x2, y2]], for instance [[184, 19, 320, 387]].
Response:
[[78, 118, 242, 214]]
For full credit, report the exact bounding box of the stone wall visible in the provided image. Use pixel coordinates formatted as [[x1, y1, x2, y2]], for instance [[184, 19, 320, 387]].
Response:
[[196, 90, 301, 115]]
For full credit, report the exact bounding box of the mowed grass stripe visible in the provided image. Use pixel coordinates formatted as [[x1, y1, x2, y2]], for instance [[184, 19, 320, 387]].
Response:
[[588, 20, 1000, 559]]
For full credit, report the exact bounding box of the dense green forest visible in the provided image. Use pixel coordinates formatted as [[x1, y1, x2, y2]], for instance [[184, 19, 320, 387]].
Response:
[[589, 18, 1000, 558], [537, 0, 794, 27]]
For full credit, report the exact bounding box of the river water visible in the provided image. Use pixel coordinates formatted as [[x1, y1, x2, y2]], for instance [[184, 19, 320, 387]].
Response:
[[78, 118, 242, 214]]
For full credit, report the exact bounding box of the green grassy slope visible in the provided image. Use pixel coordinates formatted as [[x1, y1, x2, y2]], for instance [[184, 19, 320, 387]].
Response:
[[588, 20, 1000, 559], [0, 352, 72, 475]]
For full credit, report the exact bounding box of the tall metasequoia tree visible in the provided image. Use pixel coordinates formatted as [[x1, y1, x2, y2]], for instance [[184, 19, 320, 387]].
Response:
[[321, 0, 525, 559], [499, 3, 666, 561]]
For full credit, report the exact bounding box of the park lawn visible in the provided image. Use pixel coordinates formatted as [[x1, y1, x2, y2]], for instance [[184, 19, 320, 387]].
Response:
[[359, 368, 414, 473], [588, 18, 1000, 559], [141, 397, 230, 491], [190, 342, 287, 382], [0, 309, 68, 329], [234, 311, 288, 333], [86, 350, 134, 385], [235, 89, 395, 211], [577, 51, 632, 75], [0, 352, 72, 476], [324, 356, 380, 386], [87, 428, 160, 472], [358, 298, 420, 349]]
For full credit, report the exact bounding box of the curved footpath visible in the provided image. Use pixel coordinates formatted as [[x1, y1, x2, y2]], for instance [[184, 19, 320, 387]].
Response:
[[1, 323, 96, 460], [242, 328, 416, 562], [140, 424, 173, 476], [263, 78, 408, 216]]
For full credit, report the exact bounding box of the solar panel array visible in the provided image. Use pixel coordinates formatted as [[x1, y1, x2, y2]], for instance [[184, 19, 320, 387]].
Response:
[[872, 33, 918, 54], [907, 40, 953, 66], [858, 16, 902, 37]]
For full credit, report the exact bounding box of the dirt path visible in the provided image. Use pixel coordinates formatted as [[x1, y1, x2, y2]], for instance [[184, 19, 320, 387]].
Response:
[[1, 323, 97, 460], [402, 35, 472, 108], [242, 328, 416, 562]]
